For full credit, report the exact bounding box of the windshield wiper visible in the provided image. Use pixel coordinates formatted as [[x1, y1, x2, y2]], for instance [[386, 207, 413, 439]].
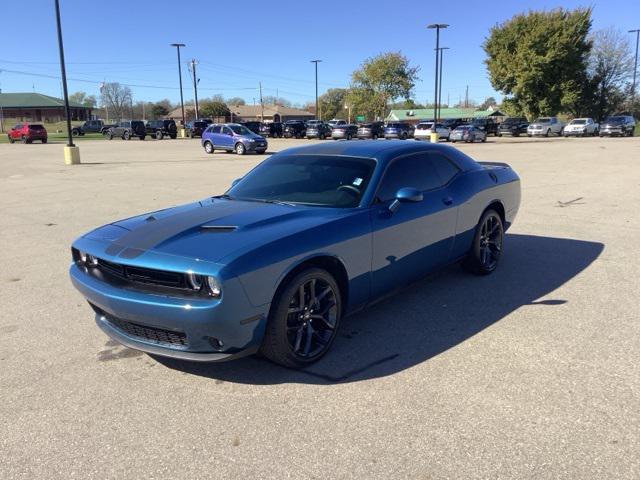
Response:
[[259, 199, 298, 207]]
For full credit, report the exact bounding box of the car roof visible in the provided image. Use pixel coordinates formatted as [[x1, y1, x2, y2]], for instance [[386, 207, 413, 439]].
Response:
[[273, 140, 480, 171]]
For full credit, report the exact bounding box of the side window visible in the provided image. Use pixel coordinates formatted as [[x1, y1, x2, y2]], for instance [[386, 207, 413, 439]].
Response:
[[429, 153, 461, 185], [222, 126, 232, 135], [376, 154, 442, 202], [211, 125, 221, 134]]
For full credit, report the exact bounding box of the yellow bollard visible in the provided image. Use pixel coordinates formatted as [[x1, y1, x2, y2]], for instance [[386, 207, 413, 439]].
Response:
[[64, 146, 81, 165], [430, 132, 438, 143], [179, 128, 186, 138]]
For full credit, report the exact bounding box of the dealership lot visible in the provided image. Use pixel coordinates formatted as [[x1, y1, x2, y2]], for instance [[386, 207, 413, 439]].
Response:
[[1, 137, 639, 478]]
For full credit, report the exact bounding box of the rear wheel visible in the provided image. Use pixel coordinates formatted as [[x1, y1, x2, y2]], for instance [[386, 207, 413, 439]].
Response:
[[235, 142, 246, 155], [107, 132, 113, 140], [155, 130, 163, 140], [203, 141, 214, 154], [261, 268, 341, 367], [123, 131, 131, 140], [463, 209, 504, 275], [42, 138, 47, 144], [8, 136, 14, 144]]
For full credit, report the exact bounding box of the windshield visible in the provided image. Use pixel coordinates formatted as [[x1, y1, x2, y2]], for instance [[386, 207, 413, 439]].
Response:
[[227, 154, 376, 208], [503, 118, 523, 124], [229, 125, 253, 135], [570, 119, 586, 125], [455, 126, 471, 131], [604, 117, 624, 124], [416, 123, 433, 130], [534, 118, 551, 123]]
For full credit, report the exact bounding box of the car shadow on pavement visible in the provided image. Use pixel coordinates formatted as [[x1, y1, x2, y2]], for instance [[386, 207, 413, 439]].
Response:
[[156, 234, 603, 384]]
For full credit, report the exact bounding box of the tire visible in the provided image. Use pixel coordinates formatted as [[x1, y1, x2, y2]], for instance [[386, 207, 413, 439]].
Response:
[[451, 140, 456, 143], [139, 135, 145, 141], [123, 131, 131, 140], [107, 132, 113, 140], [72, 129, 80, 137], [21, 136, 27, 144], [42, 138, 47, 144], [346, 133, 352, 140], [260, 267, 342, 368], [8, 136, 14, 144], [498, 133, 502, 137], [482, 136, 487, 142], [463, 209, 504, 275], [203, 141, 214, 154], [629, 129, 634, 137], [170, 134, 177, 139], [155, 130, 163, 140], [544, 129, 550, 137], [235, 142, 246, 155]]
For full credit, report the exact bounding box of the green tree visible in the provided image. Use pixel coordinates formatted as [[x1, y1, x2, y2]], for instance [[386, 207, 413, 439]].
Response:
[[483, 8, 592, 118], [479, 96, 497, 110], [69, 91, 97, 108], [226, 97, 246, 106], [349, 52, 420, 120], [199, 99, 230, 118], [151, 103, 170, 118], [318, 88, 348, 120]]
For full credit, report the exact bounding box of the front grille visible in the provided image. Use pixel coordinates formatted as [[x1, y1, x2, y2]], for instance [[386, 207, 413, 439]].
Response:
[[97, 258, 187, 289], [107, 316, 188, 347]]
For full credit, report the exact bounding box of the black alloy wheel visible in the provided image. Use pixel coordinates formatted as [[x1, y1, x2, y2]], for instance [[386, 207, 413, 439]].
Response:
[[261, 268, 341, 367], [156, 130, 163, 140], [464, 209, 504, 275], [123, 131, 131, 140]]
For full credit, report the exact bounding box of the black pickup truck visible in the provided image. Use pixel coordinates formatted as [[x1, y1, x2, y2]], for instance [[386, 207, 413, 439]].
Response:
[[145, 119, 178, 139], [71, 120, 116, 136], [471, 118, 500, 136]]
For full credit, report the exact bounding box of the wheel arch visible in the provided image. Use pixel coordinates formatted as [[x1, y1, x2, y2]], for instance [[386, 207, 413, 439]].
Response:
[[272, 254, 350, 313], [483, 200, 505, 225]]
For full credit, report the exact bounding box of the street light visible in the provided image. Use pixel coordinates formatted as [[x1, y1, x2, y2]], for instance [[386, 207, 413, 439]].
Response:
[[436, 47, 450, 121], [630, 29, 640, 106], [170, 43, 186, 129], [427, 23, 449, 123], [54, 0, 79, 164], [310, 60, 322, 120]]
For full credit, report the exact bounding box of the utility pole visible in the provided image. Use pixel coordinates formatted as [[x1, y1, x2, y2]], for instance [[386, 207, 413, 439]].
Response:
[[630, 29, 640, 106], [436, 47, 449, 122], [465, 85, 469, 108], [189, 59, 199, 119], [170, 43, 186, 127], [259, 82, 264, 122], [427, 23, 449, 122], [310, 60, 322, 120]]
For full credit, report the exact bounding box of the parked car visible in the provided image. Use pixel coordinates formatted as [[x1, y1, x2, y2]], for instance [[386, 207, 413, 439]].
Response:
[[7, 123, 47, 144], [414, 122, 450, 141], [356, 122, 385, 139], [563, 118, 599, 137], [241, 121, 262, 135], [259, 122, 283, 138], [450, 125, 487, 143], [527, 117, 565, 137], [331, 124, 358, 140], [69, 140, 521, 367], [306, 122, 332, 139], [283, 120, 307, 138], [107, 121, 146, 140], [498, 117, 529, 137], [442, 118, 466, 130], [599, 115, 636, 137], [145, 119, 178, 140], [201, 123, 268, 155], [471, 118, 499, 136], [186, 120, 209, 138], [71, 120, 115, 136], [384, 122, 414, 140], [327, 119, 347, 128]]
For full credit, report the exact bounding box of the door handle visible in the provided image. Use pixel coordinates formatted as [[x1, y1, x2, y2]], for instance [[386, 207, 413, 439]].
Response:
[[442, 196, 453, 206]]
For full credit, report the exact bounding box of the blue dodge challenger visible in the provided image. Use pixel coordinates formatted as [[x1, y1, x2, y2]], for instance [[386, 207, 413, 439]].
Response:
[[70, 141, 520, 367]]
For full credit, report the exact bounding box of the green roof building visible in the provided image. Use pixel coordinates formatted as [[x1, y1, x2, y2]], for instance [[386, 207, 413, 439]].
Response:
[[0, 92, 92, 125], [387, 107, 504, 123]]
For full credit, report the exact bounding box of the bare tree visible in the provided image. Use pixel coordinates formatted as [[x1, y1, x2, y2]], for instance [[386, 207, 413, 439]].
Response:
[[588, 28, 634, 119], [100, 82, 133, 121]]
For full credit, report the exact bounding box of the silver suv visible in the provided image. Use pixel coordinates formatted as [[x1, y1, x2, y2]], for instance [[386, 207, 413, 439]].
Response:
[[599, 115, 636, 137], [527, 117, 565, 137]]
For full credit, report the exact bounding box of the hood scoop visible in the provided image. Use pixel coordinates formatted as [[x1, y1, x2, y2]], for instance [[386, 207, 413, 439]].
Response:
[[200, 225, 237, 233]]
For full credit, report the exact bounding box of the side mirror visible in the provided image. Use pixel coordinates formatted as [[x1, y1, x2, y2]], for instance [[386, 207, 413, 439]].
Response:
[[389, 187, 423, 213], [231, 178, 242, 187]]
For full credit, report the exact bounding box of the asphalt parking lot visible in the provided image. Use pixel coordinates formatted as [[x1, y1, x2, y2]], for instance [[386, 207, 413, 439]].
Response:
[[1, 135, 639, 479]]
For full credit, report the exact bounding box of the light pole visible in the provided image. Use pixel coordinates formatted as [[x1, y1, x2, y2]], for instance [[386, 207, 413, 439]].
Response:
[[311, 60, 322, 120], [189, 59, 199, 119], [170, 43, 186, 128], [437, 47, 450, 122], [630, 29, 640, 106], [427, 23, 448, 123], [54, 0, 79, 164]]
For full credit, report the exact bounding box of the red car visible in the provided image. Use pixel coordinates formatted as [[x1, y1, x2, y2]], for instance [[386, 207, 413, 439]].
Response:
[[7, 123, 48, 144]]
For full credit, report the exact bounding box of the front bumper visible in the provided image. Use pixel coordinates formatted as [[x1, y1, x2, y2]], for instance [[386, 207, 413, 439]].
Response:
[[563, 130, 588, 136], [69, 263, 268, 362], [599, 129, 625, 136], [245, 141, 268, 152]]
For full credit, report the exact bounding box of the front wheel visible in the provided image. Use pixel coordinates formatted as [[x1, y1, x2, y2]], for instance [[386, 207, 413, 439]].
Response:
[[42, 138, 47, 144], [261, 268, 341, 367], [107, 132, 113, 140], [123, 131, 131, 140], [8, 136, 14, 144], [203, 141, 214, 154], [235, 142, 246, 155], [463, 209, 504, 275], [155, 131, 163, 140], [544, 129, 550, 137]]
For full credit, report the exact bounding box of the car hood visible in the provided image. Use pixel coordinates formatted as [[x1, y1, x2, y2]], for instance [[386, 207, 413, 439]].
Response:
[[84, 198, 344, 264]]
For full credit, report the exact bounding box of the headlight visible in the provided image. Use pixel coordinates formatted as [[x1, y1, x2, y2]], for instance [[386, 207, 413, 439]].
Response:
[[77, 250, 98, 267], [186, 272, 203, 290], [206, 276, 222, 298]]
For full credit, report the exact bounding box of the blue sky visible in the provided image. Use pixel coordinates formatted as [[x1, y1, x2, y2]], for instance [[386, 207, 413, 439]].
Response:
[[1, 0, 638, 107]]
